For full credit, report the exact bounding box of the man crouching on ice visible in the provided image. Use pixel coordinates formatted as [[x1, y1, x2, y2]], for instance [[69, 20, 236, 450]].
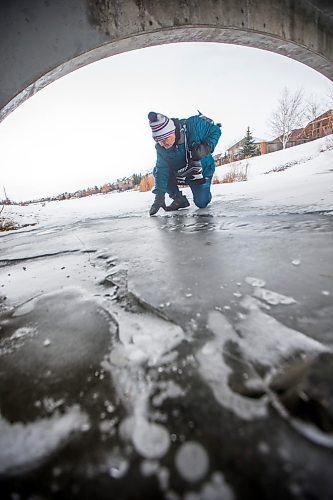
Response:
[[148, 111, 222, 216]]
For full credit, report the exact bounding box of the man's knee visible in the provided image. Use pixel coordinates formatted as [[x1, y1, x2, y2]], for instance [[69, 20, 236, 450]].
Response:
[[194, 199, 210, 209]]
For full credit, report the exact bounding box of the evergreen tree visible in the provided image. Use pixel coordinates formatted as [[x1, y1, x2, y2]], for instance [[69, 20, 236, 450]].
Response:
[[240, 127, 258, 157], [132, 173, 143, 186]]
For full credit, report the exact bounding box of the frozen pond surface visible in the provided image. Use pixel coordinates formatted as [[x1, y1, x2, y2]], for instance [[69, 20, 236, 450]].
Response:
[[0, 137, 333, 499]]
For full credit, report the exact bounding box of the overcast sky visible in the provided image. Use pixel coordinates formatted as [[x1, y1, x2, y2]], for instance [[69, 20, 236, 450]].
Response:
[[1, 42, 332, 202]]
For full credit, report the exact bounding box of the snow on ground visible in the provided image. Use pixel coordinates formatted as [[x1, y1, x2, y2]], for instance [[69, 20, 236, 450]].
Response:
[[213, 134, 333, 212], [1, 134, 333, 229]]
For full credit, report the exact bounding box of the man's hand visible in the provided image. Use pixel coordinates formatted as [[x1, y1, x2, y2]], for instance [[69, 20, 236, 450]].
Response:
[[190, 142, 212, 161], [149, 194, 166, 216]]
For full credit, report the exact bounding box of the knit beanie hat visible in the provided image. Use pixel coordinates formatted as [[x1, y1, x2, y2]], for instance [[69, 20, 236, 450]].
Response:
[[148, 111, 176, 142]]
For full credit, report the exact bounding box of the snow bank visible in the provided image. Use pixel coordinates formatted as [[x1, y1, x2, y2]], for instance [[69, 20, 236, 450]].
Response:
[[213, 134, 333, 212], [215, 134, 333, 180]]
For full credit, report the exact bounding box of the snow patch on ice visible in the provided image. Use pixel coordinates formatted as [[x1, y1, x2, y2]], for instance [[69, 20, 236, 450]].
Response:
[[0, 405, 89, 476], [106, 453, 129, 478], [133, 417, 170, 459], [114, 308, 184, 367], [290, 418, 333, 449], [140, 459, 160, 476], [238, 296, 328, 368], [197, 311, 268, 420], [12, 299, 37, 317], [102, 306, 185, 459], [152, 381, 186, 407], [10, 326, 36, 340], [0, 326, 38, 356], [253, 287, 297, 306], [119, 416, 170, 459], [245, 276, 266, 288], [198, 296, 329, 419], [183, 471, 235, 500], [34, 397, 65, 414], [175, 441, 209, 483]]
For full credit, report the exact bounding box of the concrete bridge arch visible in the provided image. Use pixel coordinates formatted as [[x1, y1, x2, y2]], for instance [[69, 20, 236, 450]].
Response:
[[1, 0, 333, 123]]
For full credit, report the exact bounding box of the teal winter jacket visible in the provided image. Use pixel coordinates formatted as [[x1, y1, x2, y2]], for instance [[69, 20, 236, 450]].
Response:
[[152, 114, 222, 195]]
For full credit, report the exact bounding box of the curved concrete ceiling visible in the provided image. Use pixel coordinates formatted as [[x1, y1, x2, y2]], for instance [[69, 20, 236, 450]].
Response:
[[306, 0, 333, 17], [0, 0, 332, 123]]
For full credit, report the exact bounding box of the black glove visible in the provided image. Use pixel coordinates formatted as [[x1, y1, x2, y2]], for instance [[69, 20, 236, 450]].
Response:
[[149, 194, 166, 216], [190, 142, 212, 161]]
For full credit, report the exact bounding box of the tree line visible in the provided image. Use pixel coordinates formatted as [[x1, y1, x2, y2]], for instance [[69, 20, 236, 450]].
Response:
[[1, 172, 148, 205]]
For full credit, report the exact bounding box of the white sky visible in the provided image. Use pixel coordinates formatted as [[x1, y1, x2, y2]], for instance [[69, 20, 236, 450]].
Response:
[[0, 41, 332, 202]]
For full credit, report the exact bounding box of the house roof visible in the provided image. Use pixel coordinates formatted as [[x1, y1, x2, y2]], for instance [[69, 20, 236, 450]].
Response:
[[270, 128, 303, 143], [305, 109, 333, 126], [227, 136, 268, 151], [253, 137, 267, 143]]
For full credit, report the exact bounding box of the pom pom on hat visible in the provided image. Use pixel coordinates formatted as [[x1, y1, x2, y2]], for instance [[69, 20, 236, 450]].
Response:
[[148, 111, 176, 142]]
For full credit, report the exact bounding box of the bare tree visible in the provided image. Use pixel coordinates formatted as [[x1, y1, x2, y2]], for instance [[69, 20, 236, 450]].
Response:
[[269, 87, 306, 149], [327, 84, 333, 109], [303, 94, 326, 122]]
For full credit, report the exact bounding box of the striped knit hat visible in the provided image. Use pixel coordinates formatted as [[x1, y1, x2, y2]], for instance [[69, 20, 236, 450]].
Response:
[[148, 111, 176, 142]]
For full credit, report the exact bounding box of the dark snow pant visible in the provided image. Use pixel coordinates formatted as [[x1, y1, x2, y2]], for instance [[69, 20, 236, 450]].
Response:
[[167, 174, 213, 209]]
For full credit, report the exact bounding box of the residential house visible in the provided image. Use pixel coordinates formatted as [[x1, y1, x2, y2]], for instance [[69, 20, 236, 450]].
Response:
[[266, 128, 305, 153], [266, 110, 333, 153], [213, 152, 225, 167], [298, 109, 333, 141], [225, 136, 266, 163], [215, 109, 333, 167]]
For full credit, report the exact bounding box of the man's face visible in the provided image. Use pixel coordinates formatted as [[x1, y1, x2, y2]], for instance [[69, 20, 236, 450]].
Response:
[[157, 132, 176, 149]]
